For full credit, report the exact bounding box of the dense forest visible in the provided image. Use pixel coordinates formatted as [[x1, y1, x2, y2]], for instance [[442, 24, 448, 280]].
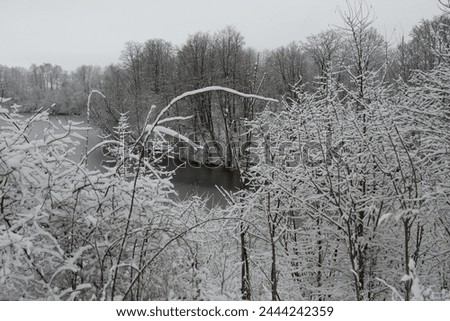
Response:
[[1, 1, 450, 301]]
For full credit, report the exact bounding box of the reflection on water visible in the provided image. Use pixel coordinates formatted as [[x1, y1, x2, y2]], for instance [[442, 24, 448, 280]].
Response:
[[21, 114, 240, 207], [166, 157, 241, 207]]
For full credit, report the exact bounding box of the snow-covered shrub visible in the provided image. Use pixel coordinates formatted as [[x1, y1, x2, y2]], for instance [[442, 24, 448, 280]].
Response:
[[228, 57, 450, 300], [0, 95, 226, 300], [0, 87, 275, 301]]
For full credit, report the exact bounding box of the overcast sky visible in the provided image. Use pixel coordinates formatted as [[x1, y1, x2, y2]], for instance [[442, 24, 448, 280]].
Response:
[[0, 0, 444, 70]]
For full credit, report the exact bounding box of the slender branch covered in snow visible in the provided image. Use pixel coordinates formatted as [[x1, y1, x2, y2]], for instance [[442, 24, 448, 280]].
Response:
[[84, 90, 106, 165], [144, 86, 279, 141]]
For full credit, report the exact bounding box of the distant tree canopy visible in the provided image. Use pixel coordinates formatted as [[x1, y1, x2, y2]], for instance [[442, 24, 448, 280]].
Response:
[[1, 13, 449, 143]]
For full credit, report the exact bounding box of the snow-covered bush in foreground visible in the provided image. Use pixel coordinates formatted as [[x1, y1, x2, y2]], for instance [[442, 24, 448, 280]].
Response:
[[0, 93, 240, 300], [230, 62, 450, 300], [0, 86, 277, 301]]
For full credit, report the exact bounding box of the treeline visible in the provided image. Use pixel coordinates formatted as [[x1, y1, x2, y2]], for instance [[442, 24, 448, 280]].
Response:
[[1, 14, 449, 155]]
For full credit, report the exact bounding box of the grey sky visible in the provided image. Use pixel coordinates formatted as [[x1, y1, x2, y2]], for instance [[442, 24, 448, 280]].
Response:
[[0, 0, 444, 70]]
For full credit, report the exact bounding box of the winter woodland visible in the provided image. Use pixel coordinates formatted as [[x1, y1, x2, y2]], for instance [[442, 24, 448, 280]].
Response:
[[1, 1, 450, 300]]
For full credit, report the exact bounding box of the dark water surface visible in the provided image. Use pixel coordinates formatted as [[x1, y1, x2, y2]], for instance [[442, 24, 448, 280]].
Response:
[[22, 114, 239, 207], [166, 157, 241, 206]]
